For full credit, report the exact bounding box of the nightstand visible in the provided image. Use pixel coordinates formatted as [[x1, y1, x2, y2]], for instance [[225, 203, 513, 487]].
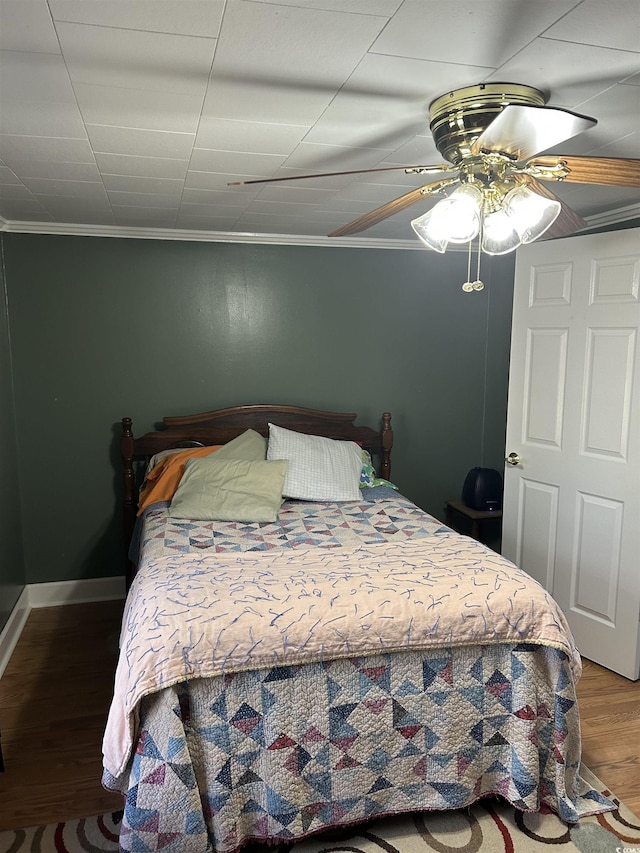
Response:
[[445, 499, 502, 547]]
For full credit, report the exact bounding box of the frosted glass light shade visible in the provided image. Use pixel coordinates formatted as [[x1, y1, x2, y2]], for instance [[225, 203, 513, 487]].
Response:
[[481, 208, 522, 255], [411, 184, 482, 251], [410, 208, 448, 252], [503, 185, 561, 243]]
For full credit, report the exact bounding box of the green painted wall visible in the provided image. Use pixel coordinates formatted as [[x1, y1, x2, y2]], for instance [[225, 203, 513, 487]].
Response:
[[1, 233, 514, 588], [0, 237, 25, 627]]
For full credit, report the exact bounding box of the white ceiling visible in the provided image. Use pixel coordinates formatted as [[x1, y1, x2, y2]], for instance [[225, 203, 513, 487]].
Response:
[[0, 0, 639, 245]]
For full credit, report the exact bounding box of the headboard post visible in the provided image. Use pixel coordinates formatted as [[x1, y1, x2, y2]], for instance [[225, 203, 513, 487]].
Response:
[[380, 411, 393, 480], [122, 417, 136, 585]]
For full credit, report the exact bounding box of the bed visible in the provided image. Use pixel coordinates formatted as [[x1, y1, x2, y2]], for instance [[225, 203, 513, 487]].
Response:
[[103, 403, 613, 853]]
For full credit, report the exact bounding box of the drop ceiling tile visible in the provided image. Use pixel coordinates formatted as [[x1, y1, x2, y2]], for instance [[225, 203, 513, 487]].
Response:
[[321, 196, 384, 213], [49, 0, 225, 38], [0, 51, 77, 102], [3, 159, 101, 181], [112, 206, 179, 227], [255, 184, 340, 204], [0, 166, 21, 185], [74, 83, 203, 133], [0, 198, 54, 220], [181, 187, 252, 208], [370, 0, 577, 68], [489, 41, 640, 110], [331, 182, 413, 205], [541, 85, 640, 157], [0, 100, 87, 138], [246, 199, 332, 217], [201, 76, 337, 127], [107, 190, 181, 208], [248, 0, 402, 13], [228, 212, 296, 225], [0, 183, 35, 200], [232, 217, 298, 234], [102, 174, 184, 195], [212, 2, 387, 84], [55, 22, 216, 95], [282, 142, 391, 173], [195, 118, 310, 155], [289, 208, 351, 222], [177, 202, 244, 220], [576, 85, 640, 138], [202, 1, 387, 124], [95, 152, 189, 180], [189, 148, 287, 176], [553, 182, 640, 217], [86, 125, 195, 159], [185, 170, 263, 194], [382, 134, 444, 166], [0, 0, 61, 52], [175, 213, 242, 230], [35, 195, 112, 215], [544, 0, 640, 52], [176, 214, 241, 233], [20, 177, 108, 200], [39, 208, 116, 225], [0, 135, 95, 165], [587, 133, 640, 159]]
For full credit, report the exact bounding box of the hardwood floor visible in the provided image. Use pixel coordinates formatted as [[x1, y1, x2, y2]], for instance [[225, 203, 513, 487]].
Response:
[[0, 601, 638, 832], [0, 601, 124, 831]]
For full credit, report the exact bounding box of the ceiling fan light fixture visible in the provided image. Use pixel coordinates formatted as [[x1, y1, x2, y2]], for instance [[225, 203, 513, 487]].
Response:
[[503, 184, 562, 243], [411, 184, 482, 250], [410, 209, 448, 252], [481, 207, 522, 255]]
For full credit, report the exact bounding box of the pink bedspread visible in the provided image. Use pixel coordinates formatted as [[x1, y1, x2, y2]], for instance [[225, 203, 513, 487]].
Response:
[[103, 533, 579, 779]]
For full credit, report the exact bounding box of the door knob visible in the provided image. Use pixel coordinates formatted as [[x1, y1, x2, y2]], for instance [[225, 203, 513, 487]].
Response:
[[505, 452, 522, 466]]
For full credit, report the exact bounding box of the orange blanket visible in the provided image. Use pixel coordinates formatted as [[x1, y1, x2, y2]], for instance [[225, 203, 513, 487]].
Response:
[[137, 446, 221, 514]]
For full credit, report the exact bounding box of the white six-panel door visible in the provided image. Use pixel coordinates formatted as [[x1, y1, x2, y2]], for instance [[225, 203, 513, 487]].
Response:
[[502, 228, 640, 680]]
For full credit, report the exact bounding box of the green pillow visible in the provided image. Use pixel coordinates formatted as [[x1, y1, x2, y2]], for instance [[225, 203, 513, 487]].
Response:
[[213, 428, 267, 461], [169, 456, 287, 522]]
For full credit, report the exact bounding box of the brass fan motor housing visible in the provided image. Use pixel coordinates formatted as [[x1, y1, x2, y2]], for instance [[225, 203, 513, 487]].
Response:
[[429, 83, 547, 165]]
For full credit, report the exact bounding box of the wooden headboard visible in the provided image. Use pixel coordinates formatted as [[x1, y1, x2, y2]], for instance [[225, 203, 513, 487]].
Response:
[[121, 404, 393, 579]]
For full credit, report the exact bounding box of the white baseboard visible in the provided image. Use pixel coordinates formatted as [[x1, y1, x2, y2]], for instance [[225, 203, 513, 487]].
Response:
[[0, 587, 30, 682], [27, 575, 126, 608], [0, 576, 126, 679]]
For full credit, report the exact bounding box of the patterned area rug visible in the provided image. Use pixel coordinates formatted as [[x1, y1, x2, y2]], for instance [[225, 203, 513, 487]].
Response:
[[2, 769, 638, 852]]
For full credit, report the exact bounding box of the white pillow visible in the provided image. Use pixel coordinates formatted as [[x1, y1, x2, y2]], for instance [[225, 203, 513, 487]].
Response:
[[267, 423, 362, 501]]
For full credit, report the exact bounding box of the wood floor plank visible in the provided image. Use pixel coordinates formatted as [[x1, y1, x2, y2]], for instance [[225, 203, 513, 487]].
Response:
[[0, 601, 638, 831]]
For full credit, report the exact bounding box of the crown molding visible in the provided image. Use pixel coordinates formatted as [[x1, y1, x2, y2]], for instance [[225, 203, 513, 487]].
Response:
[[1, 202, 638, 249], [580, 202, 640, 229], [0, 220, 426, 250]]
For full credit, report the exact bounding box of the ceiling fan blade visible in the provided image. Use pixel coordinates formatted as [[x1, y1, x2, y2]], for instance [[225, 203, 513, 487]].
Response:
[[527, 155, 640, 188], [328, 177, 458, 237], [471, 104, 597, 161], [228, 163, 451, 187], [512, 174, 588, 239]]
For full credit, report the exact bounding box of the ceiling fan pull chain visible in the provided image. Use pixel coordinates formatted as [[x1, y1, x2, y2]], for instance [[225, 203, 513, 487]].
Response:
[[462, 231, 484, 292], [462, 239, 474, 291], [473, 233, 484, 291]]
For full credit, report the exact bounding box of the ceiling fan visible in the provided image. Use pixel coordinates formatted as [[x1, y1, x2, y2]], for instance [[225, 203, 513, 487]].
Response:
[[229, 82, 640, 257]]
